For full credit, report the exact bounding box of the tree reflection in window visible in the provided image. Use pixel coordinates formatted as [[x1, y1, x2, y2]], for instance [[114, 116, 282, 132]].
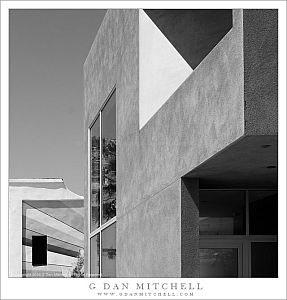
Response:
[[102, 138, 116, 222], [90, 118, 100, 232], [102, 91, 116, 224], [90, 90, 116, 278]]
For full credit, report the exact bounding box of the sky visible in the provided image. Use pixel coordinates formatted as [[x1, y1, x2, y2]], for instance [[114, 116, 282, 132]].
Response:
[[9, 9, 107, 195]]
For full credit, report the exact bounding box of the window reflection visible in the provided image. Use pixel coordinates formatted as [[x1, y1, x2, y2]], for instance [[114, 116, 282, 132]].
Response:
[[90, 233, 100, 278], [200, 191, 245, 235], [200, 248, 238, 278], [102, 91, 116, 224], [90, 117, 100, 232], [90, 90, 117, 278], [101, 223, 116, 277]]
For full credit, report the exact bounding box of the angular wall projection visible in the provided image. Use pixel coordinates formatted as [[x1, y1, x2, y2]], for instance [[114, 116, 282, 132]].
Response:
[[139, 9, 193, 129], [144, 9, 233, 70]]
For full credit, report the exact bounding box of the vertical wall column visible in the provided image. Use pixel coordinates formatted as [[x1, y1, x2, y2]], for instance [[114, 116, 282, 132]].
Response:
[[181, 178, 200, 277], [9, 198, 22, 277]]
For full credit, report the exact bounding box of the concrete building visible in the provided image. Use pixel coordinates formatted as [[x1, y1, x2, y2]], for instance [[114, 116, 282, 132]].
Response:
[[9, 179, 84, 277], [84, 9, 278, 278]]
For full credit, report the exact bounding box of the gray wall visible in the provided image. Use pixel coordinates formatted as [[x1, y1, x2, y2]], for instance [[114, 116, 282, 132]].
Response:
[[243, 9, 278, 135], [84, 9, 277, 277], [144, 9, 233, 69], [84, 9, 140, 277], [84, 9, 244, 278], [117, 179, 182, 277], [181, 178, 200, 277]]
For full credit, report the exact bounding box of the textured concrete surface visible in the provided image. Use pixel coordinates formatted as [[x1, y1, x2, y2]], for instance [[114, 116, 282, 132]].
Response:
[[186, 135, 278, 189], [84, 9, 277, 277], [243, 9, 278, 135], [181, 178, 200, 277], [84, 9, 139, 276], [139, 9, 193, 129], [117, 179, 181, 277], [125, 9, 244, 215], [144, 9, 233, 69], [84, 9, 244, 277]]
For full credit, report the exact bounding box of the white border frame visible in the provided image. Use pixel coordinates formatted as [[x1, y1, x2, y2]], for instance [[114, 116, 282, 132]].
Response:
[[1, 2, 286, 300]]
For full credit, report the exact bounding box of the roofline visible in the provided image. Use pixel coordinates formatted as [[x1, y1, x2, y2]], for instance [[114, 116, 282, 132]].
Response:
[[9, 178, 64, 183]]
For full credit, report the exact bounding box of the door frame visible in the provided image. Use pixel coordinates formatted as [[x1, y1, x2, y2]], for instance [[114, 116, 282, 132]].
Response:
[[200, 235, 277, 277]]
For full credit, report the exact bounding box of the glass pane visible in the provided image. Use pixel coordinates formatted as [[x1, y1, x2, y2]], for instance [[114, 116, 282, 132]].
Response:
[[102, 222, 116, 277], [251, 242, 278, 278], [200, 190, 245, 235], [90, 117, 100, 232], [102, 91, 116, 224], [200, 248, 238, 278], [249, 190, 277, 235], [90, 233, 100, 278]]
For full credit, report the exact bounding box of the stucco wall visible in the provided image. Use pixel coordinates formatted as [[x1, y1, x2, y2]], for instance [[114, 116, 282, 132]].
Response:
[[84, 9, 245, 277], [119, 9, 244, 217], [181, 178, 200, 277], [243, 9, 278, 135], [117, 179, 181, 277], [9, 180, 83, 277], [144, 9, 233, 70], [83, 9, 139, 276]]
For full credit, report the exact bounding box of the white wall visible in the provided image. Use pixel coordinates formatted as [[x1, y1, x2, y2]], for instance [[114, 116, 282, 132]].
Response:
[[139, 9, 193, 129], [9, 181, 83, 277]]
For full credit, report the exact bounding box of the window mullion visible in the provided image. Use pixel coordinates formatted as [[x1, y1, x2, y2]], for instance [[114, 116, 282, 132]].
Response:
[[245, 190, 249, 236], [90, 89, 116, 278], [88, 127, 91, 277], [99, 110, 102, 278]]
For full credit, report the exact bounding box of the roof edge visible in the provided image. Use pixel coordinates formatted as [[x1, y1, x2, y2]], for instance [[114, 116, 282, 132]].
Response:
[[9, 178, 64, 183]]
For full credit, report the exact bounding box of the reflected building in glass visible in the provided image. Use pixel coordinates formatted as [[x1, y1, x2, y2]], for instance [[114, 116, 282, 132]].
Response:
[[9, 179, 84, 278], [84, 9, 278, 278]]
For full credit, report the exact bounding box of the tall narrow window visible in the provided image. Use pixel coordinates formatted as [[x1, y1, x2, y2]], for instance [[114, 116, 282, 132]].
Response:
[[90, 233, 100, 278], [89, 89, 116, 278], [101, 222, 116, 277], [90, 117, 100, 232], [102, 92, 116, 224]]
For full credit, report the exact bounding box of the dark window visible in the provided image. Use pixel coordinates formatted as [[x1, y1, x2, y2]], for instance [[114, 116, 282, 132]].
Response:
[[199, 189, 278, 278], [200, 248, 238, 278], [251, 242, 278, 278], [32, 235, 47, 266], [200, 190, 245, 235], [249, 191, 278, 235]]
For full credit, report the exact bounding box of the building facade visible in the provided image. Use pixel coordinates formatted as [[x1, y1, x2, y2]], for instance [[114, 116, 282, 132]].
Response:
[[9, 179, 84, 277], [84, 9, 278, 278]]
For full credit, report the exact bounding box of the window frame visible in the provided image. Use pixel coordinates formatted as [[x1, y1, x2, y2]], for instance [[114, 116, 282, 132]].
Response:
[[88, 86, 117, 278], [199, 188, 278, 278], [199, 239, 243, 277]]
